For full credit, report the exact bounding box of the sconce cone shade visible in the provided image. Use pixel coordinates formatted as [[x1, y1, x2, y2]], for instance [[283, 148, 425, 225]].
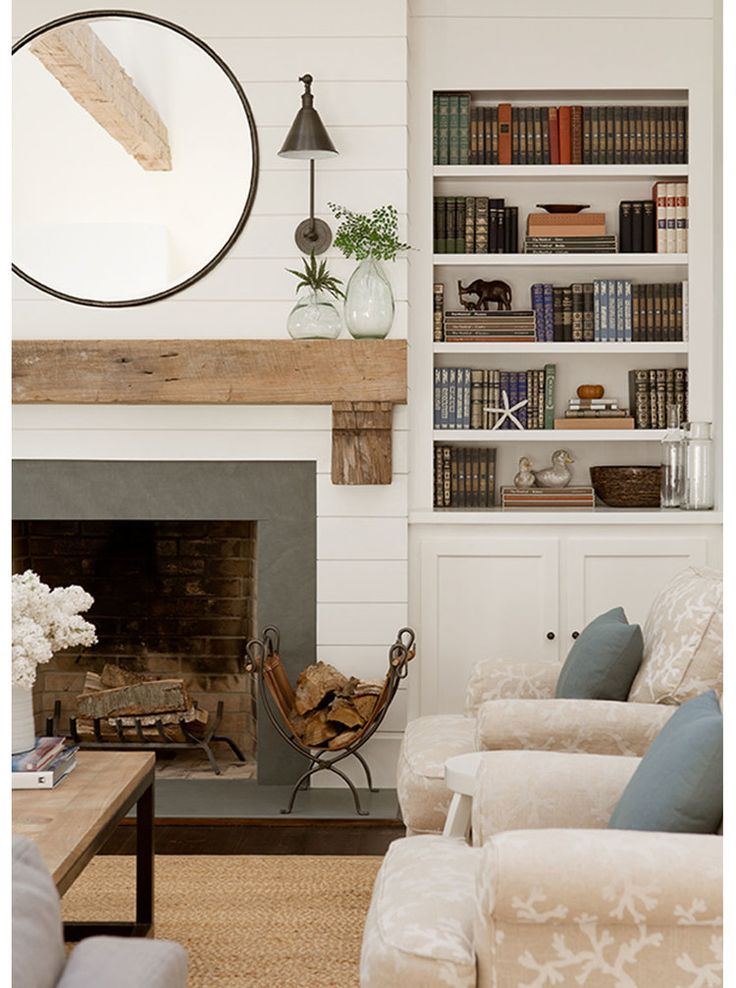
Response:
[[278, 75, 338, 159]]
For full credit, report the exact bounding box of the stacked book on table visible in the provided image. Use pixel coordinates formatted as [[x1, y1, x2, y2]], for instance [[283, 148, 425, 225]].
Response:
[[443, 310, 536, 343], [434, 444, 497, 508], [524, 211, 616, 254], [12, 736, 78, 789], [555, 395, 634, 430], [501, 485, 596, 510]]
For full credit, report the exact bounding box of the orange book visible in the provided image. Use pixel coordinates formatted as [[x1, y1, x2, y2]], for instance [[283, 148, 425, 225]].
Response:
[[497, 103, 512, 165], [527, 224, 607, 237], [558, 106, 572, 164], [548, 107, 560, 164]]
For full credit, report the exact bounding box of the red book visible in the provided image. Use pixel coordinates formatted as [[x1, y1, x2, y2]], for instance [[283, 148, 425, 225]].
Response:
[[571, 106, 583, 164], [548, 107, 560, 165], [558, 106, 572, 164], [497, 103, 512, 165]]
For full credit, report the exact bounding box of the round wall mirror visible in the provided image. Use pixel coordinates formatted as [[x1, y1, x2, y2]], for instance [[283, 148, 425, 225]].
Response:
[[12, 11, 259, 306]]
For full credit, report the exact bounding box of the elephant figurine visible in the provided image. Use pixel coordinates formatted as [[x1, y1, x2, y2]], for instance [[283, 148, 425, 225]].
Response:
[[458, 279, 512, 311]]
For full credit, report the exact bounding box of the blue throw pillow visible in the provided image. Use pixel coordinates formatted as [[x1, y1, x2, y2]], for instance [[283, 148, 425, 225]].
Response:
[[555, 606, 643, 701], [608, 690, 723, 833]]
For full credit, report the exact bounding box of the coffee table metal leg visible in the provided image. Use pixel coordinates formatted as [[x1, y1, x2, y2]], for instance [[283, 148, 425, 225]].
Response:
[[443, 792, 472, 840]]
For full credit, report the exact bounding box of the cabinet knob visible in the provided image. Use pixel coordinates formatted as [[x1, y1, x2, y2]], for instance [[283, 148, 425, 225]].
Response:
[[571, 631, 580, 640], [546, 631, 556, 641]]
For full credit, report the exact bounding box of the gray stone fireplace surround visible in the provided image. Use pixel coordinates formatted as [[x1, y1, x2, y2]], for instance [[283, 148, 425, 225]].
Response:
[[12, 460, 316, 785]]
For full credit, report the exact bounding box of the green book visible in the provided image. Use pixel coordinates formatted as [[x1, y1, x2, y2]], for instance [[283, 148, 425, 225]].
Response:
[[544, 363, 556, 430], [433, 95, 439, 164], [458, 94, 470, 165], [434, 197, 446, 253], [437, 94, 450, 165], [449, 96, 460, 165]]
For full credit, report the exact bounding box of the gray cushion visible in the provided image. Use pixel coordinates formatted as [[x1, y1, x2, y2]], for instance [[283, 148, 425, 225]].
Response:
[[555, 606, 643, 701], [58, 937, 188, 988], [609, 690, 723, 833], [12, 836, 66, 988]]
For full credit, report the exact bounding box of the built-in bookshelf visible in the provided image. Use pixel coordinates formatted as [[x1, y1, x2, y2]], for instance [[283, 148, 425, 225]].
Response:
[[418, 87, 714, 518]]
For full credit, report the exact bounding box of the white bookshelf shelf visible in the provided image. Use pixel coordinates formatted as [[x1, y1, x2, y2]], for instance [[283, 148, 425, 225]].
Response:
[[433, 342, 688, 355], [433, 165, 689, 179], [410, 509, 721, 526], [434, 253, 688, 266], [433, 429, 665, 442]]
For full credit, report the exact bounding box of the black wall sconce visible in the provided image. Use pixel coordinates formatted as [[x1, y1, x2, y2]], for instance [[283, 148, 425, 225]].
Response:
[[278, 74, 338, 255]]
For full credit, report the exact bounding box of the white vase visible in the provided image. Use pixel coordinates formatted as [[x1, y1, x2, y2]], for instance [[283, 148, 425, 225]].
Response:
[[12, 684, 37, 755]]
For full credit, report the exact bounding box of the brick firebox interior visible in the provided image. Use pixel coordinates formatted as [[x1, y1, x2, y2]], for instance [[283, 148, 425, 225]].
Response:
[[12, 519, 257, 762]]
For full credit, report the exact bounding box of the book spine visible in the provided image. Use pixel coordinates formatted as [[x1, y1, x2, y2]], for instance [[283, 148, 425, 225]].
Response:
[[543, 364, 556, 429], [433, 95, 439, 165], [609, 280, 618, 341], [665, 183, 677, 253], [605, 106, 614, 164], [619, 201, 633, 253], [456, 197, 466, 253], [433, 368, 441, 428], [561, 287, 573, 342], [469, 104, 478, 165], [541, 107, 550, 164], [491, 106, 499, 164], [599, 279, 609, 342], [622, 105, 630, 163], [475, 197, 489, 254], [464, 196, 475, 255], [498, 103, 512, 164], [642, 200, 655, 253], [483, 106, 492, 165], [446, 197, 457, 254], [533, 106, 542, 164], [642, 105, 650, 164], [663, 105, 671, 164], [499, 370, 510, 429], [593, 280, 601, 342], [511, 105, 520, 164], [552, 286, 564, 341], [682, 280, 689, 341], [628, 369, 650, 429], [558, 106, 572, 164], [631, 201, 644, 253], [571, 283, 584, 342], [442, 446, 451, 507], [543, 283, 554, 342], [591, 106, 600, 164], [496, 202, 505, 255], [437, 94, 450, 164], [614, 105, 623, 164], [583, 282, 595, 342], [435, 197, 446, 253], [440, 368, 449, 428], [653, 182, 667, 253], [675, 182, 688, 254], [458, 94, 470, 165], [548, 106, 559, 164], [624, 281, 632, 342], [433, 283, 444, 343], [449, 95, 460, 165], [531, 283, 545, 342], [582, 106, 591, 164], [518, 106, 528, 164], [571, 105, 583, 164], [448, 368, 457, 427]]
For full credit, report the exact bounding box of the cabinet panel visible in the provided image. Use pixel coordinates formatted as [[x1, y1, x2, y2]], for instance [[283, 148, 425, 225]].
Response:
[[419, 538, 559, 714], [565, 537, 709, 637]]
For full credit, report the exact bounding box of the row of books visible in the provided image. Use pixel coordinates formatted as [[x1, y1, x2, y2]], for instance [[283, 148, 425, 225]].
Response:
[[635, 182, 688, 254], [12, 736, 78, 789], [443, 308, 537, 343], [434, 365, 556, 430], [529, 281, 687, 343], [433, 95, 689, 166], [434, 444, 497, 508], [628, 368, 689, 430], [434, 197, 518, 253]]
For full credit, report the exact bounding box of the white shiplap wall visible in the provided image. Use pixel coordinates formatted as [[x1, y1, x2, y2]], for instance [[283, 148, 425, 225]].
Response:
[[12, 0, 409, 787]]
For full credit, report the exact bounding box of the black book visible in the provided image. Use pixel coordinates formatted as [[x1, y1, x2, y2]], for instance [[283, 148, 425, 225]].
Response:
[[583, 283, 595, 341], [582, 106, 591, 164], [631, 201, 644, 253], [552, 286, 565, 341], [606, 107, 615, 164], [561, 287, 573, 342], [632, 284, 641, 342], [511, 106, 520, 164], [519, 106, 528, 164], [642, 201, 656, 253], [591, 106, 600, 164], [505, 206, 518, 254], [663, 106, 671, 164], [622, 106, 630, 163], [533, 106, 542, 164], [434, 197, 446, 253], [456, 198, 466, 253], [642, 105, 651, 164], [488, 198, 503, 253], [496, 205, 505, 254], [619, 201, 633, 253], [446, 197, 457, 253], [541, 109, 550, 164]]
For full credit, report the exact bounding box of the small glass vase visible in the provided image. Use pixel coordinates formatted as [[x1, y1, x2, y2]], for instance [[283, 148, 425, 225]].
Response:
[[287, 289, 342, 340], [344, 256, 395, 339], [12, 683, 36, 755]]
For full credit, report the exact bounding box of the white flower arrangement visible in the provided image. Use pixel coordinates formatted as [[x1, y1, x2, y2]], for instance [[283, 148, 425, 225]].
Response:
[[12, 570, 97, 689]]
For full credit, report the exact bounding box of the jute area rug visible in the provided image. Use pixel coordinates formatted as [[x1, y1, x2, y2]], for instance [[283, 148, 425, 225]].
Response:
[[62, 855, 382, 988]]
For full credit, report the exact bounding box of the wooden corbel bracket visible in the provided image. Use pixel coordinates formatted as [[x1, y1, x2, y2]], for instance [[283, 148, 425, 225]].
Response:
[[12, 339, 408, 485]]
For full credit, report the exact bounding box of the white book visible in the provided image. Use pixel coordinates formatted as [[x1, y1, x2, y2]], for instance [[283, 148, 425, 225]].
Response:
[[665, 183, 677, 253], [654, 182, 668, 254], [675, 182, 688, 254], [12, 758, 77, 790]]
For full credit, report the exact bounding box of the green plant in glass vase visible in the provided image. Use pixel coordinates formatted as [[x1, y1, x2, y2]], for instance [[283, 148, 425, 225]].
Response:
[[285, 253, 345, 340], [328, 203, 411, 339]]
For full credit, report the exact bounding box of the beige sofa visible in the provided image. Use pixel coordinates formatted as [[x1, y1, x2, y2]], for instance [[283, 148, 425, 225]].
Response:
[[362, 750, 723, 987], [398, 566, 722, 835]]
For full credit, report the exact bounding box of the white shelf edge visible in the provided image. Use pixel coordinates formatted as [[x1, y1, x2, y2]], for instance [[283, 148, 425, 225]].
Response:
[[410, 510, 722, 526], [433, 429, 665, 441], [433, 165, 689, 179], [433, 254, 688, 266], [433, 343, 688, 354]]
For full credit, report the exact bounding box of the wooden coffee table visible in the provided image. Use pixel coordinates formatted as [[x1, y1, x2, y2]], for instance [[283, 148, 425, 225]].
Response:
[[13, 750, 155, 940]]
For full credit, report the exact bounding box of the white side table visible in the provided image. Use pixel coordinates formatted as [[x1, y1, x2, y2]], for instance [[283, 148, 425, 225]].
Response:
[[442, 751, 484, 840]]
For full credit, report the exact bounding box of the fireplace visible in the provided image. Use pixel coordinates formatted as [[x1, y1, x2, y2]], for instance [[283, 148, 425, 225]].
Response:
[[12, 460, 316, 785]]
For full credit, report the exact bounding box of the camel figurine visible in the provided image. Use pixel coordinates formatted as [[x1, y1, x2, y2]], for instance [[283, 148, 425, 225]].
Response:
[[457, 279, 512, 311]]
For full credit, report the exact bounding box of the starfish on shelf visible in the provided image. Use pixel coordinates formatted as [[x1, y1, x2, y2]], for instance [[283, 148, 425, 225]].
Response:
[[485, 389, 529, 431]]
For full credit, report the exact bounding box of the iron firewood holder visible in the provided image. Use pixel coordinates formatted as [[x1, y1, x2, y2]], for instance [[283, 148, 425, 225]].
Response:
[[245, 626, 415, 815]]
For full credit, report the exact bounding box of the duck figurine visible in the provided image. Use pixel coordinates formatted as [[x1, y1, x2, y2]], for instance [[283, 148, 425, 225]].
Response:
[[533, 449, 574, 488], [513, 456, 536, 489]]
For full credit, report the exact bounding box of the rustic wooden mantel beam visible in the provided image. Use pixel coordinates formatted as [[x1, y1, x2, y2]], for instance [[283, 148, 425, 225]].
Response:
[[30, 23, 172, 171], [12, 339, 408, 485]]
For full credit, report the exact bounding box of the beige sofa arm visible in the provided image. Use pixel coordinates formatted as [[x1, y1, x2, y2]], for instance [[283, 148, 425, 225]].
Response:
[[471, 750, 639, 845], [475, 830, 722, 988], [464, 660, 558, 715], [475, 697, 675, 756]]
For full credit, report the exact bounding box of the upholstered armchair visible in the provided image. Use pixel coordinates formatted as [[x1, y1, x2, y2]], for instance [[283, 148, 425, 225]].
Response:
[[362, 750, 723, 987], [398, 566, 722, 835]]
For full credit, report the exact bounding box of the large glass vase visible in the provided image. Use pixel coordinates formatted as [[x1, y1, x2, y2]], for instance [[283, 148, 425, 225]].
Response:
[[344, 256, 395, 339]]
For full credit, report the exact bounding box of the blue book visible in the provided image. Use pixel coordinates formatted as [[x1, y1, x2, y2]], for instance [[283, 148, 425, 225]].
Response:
[[593, 280, 601, 341], [433, 368, 441, 429], [439, 367, 449, 429], [507, 371, 520, 431], [543, 283, 554, 341], [624, 281, 633, 341], [461, 368, 471, 429], [531, 283, 545, 341], [499, 370, 510, 429], [517, 372, 528, 429], [599, 281, 609, 342], [447, 369, 457, 428], [616, 280, 625, 342]]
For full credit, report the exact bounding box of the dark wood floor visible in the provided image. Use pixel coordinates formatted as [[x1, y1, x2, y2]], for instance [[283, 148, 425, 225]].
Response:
[[101, 818, 405, 855]]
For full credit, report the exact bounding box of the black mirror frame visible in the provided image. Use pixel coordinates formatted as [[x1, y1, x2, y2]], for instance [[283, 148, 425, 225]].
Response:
[[12, 8, 260, 308]]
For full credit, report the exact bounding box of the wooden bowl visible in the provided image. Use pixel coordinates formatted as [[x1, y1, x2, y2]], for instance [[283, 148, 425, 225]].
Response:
[[590, 466, 662, 508], [577, 384, 605, 399], [536, 204, 590, 213]]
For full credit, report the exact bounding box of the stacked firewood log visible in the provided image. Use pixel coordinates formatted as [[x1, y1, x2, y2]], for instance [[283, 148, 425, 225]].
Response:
[[291, 661, 382, 749], [75, 664, 208, 739]]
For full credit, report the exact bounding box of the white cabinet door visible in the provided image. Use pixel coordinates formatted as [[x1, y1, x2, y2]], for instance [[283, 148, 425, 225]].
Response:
[[564, 536, 710, 643], [418, 537, 559, 714]]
